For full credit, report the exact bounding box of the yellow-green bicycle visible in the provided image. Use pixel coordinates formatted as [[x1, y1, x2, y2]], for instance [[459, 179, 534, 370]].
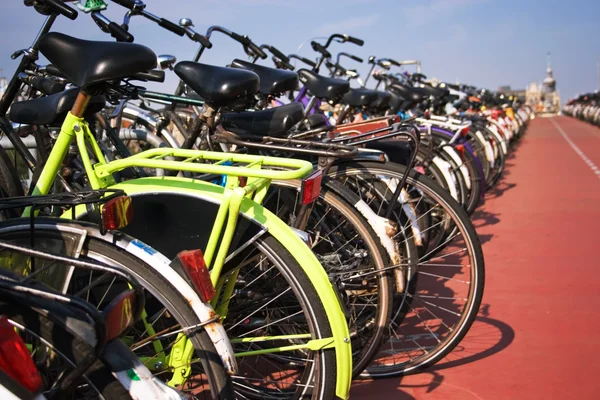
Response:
[[1, 1, 352, 399]]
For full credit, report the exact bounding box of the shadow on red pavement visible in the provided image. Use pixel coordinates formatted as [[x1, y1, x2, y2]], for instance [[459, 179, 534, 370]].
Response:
[[353, 306, 514, 398], [427, 305, 515, 372]]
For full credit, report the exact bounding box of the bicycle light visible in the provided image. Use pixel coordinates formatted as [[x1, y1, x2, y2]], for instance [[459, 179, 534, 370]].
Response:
[[176, 250, 215, 302], [0, 317, 43, 393], [300, 169, 323, 205], [102, 196, 133, 231], [460, 126, 470, 136]]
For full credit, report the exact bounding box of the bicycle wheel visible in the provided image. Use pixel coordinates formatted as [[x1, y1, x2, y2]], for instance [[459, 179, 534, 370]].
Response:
[[0, 301, 130, 398], [266, 179, 393, 377], [222, 235, 337, 399], [327, 160, 485, 377], [0, 221, 233, 399], [100, 189, 347, 399], [426, 128, 485, 214]]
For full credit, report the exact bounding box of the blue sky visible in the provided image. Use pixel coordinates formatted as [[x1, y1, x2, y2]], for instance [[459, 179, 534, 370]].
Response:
[[1, 0, 599, 102]]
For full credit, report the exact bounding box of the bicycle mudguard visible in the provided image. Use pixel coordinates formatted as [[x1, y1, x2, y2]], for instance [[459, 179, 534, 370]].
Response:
[[102, 339, 186, 400], [87, 177, 353, 399]]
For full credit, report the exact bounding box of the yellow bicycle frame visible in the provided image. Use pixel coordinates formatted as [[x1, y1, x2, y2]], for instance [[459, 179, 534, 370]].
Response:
[[26, 111, 352, 398]]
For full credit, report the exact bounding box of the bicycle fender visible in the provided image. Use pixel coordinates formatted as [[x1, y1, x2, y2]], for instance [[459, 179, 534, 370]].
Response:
[[54, 208, 238, 376]]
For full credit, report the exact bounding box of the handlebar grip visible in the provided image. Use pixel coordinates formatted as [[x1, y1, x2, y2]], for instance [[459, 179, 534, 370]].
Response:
[[248, 41, 267, 59], [158, 18, 185, 36], [46, 64, 64, 78], [192, 32, 212, 48], [110, 0, 137, 9], [311, 41, 331, 59], [45, 0, 78, 20], [348, 54, 363, 63], [389, 59, 401, 66], [346, 35, 364, 46], [266, 46, 291, 64], [108, 21, 134, 42], [29, 76, 65, 95], [295, 56, 316, 68]]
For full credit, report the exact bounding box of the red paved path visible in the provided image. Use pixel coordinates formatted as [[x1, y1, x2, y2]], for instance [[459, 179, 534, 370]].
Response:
[[352, 116, 600, 399]]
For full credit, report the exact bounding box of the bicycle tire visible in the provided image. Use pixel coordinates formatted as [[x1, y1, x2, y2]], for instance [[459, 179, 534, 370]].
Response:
[[268, 179, 393, 377], [326, 160, 485, 377], [0, 302, 130, 399], [0, 225, 234, 399], [225, 235, 337, 399]]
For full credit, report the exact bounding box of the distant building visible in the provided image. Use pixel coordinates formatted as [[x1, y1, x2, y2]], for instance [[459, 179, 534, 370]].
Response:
[[525, 53, 560, 114], [497, 85, 526, 103]]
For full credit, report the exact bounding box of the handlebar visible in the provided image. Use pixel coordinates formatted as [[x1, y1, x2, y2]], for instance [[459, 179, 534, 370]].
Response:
[[229, 31, 267, 59], [310, 41, 331, 59], [46, 0, 78, 20], [344, 35, 364, 46], [261, 45, 294, 70], [110, 0, 137, 8], [157, 18, 185, 36], [112, 0, 185, 39], [323, 33, 364, 48], [28, 75, 65, 95], [24, 0, 78, 20], [92, 12, 134, 42], [206, 26, 266, 59], [289, 54, 316, 68]]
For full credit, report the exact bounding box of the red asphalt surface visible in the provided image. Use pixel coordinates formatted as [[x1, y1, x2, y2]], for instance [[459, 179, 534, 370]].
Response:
[[352, 116, 600, 399]]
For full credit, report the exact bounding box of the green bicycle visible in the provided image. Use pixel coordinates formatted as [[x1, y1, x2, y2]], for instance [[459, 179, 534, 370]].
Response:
[[6, 5, 352, 399]]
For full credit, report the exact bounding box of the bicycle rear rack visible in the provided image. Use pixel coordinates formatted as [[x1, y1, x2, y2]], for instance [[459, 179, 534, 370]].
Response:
[[213, 128, 358, 159], [93, 148, 314, 181]]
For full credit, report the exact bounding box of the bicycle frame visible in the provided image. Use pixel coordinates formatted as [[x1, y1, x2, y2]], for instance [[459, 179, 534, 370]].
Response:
[[26, 105, 352, 398]]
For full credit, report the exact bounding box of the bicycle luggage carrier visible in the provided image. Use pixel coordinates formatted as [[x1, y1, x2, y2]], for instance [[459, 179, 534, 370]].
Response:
[[94, 148, 314, 181]]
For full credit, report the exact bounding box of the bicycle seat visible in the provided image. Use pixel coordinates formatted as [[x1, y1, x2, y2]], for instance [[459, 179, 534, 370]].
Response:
[[297, 69, 349, 99], [230, 59, 298, 95], [39, 32, 157, 88], [414, 83, 449, 98], [220, 102, 304, 137], [341, 88, 379, 107], [388, 83, 426, 102], [174, 61, 259, 108], [371, 91, 392, 110], [306, 113, 328, 129], [387, 91, 402, 113], [9, 88, 106, 126]]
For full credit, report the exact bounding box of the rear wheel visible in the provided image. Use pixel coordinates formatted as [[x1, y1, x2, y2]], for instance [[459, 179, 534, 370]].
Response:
[[266, 179, 393, 377], [0, 302, 130, 399], [0, 223, 233, 399], [327, 161, 485, 377]]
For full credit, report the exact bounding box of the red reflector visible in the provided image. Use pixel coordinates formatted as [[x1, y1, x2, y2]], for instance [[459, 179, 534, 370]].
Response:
[[455, 145, 465, 161], [102, 196, 133, 231], [424, 110, 431, 119], [460, 126, 470, 136], [178, 250, 215, 302], [104, 290, 137, 341], [0, 317, 43, 393], [300, 169, 323, 205]]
